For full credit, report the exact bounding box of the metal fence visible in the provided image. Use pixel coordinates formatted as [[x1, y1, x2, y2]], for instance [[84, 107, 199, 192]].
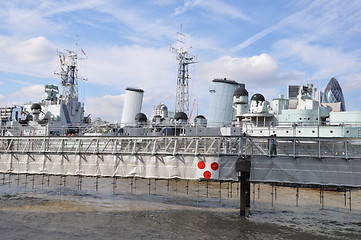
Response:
[[0, 136, 360, 159]]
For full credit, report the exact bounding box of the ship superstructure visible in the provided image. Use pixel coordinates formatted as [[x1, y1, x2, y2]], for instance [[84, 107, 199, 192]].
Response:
[[115, 78, 361, 138], [3, 49, 87, 136]]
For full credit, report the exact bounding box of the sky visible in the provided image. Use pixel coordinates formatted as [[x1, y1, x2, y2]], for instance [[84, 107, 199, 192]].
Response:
[[0, 0, 361, 122]]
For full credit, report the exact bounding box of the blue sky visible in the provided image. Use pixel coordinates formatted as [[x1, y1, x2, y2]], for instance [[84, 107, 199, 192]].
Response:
[[0, 0, 360, 122]]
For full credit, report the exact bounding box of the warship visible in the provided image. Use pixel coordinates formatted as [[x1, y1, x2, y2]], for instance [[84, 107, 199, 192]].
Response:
[[0, 43, 360, 139]]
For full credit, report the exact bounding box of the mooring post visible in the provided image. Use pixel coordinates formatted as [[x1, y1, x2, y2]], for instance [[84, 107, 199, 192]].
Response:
[[252, 183, 255, 203], [16, 174, 20, 186], [206, 180, 209, 198], [63, 175, 67, 187], [31, 175, 35, 189], [41, 174, 45, 189], [219, 182, 222, 201], [130, 178, 133, 194], [236, 156, 251, 216], [8, 173, 11, 187], [271, 184, 274, 207], [113, 177, 117, 195], [95, 176, 99, 191], [349, 189, 352, 212], [230, 182, 233, 198]]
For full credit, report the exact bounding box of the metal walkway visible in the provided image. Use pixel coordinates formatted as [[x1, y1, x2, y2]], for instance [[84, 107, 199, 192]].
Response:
[[0, 136, 360, 187]]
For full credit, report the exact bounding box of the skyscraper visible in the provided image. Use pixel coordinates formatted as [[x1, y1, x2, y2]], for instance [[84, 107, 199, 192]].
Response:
[[322, 77, 346, 111], [288, 85, 301, 99]]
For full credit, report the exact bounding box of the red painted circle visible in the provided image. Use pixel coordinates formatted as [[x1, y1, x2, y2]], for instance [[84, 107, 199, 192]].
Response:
[[198, 161, 206, 169], [211, 162, 219, 171], [203, 171, 212, 179]]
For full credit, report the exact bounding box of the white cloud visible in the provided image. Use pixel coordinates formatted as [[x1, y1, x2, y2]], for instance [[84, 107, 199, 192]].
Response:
[[0, 35, 58, 78], [231, 24, 282, 52], [12, 84, 44, 103], [198, 54, 279, 86], [0, 0, 106, 36], [194, 54, 297, 102], [273, 39, 361, 80], [9, 79, 33, 86], [7, 36, 54, 63], [97, 3, 175, 44], [84, 45, 176, 93], [85, 94, 125, 122], [0, 95, 12, 107], [231, 1, 361, 52], [174, 0, 252, 22]]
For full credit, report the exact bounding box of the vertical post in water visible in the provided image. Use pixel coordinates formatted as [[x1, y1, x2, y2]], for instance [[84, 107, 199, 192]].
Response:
[[230, 182, 233, 198], [271, 184, 274, 207], [16, 174, 20, 186], [41, 174, 45, 189], [349, 189, 352, 212], [236, 156, 251, 216], [154, 179, 157, 194], [206, 180, 209, 198], [219, 182, 222, 201], [130, 177, 133, 194], [227, 182, 230, 199], [113, 177, 117, 195], [78, 175, 82, 191], [252, 183, 255, 203], [95, 176, 99, 191], [8, 173, 11, 187], [47, 175, 50, 187], [31, 175, 35, 189], [63, 175, 67, 187]]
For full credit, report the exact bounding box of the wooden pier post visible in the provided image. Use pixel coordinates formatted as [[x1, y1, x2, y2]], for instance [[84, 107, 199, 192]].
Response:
[[236, 156, 251, 216]]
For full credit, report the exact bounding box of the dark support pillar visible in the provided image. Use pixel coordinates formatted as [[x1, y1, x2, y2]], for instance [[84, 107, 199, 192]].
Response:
[[236, 157, 251, 216]]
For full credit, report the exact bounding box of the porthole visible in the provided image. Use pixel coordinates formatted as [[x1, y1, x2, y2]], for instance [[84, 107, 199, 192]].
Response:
[[298, 131, 301, 133], [312, 130, 315, 133], [286, 131, 289, 133], [330, 130, 333, 133]]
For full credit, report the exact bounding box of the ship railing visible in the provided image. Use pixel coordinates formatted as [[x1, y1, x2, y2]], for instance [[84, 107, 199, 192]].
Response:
[[0, 135, 360, 159]]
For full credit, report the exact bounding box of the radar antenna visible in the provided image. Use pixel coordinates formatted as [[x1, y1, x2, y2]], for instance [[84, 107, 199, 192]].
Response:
[[170, 31, 197, 115]]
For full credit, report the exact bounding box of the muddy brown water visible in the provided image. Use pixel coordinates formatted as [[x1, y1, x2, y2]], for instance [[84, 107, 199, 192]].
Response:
[[0, 175, 360, 240]]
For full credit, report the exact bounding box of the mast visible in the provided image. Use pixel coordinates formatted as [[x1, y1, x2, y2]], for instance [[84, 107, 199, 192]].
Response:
[[56, 49, 86, 103], [171, 31, 197, 114]]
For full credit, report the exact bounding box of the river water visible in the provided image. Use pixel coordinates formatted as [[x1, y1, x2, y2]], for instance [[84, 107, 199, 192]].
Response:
[[0, 175, 360, 240]]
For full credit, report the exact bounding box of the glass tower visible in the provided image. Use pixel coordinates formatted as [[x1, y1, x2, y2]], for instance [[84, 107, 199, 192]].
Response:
[[322, 77, 346, 111]]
